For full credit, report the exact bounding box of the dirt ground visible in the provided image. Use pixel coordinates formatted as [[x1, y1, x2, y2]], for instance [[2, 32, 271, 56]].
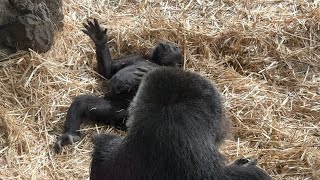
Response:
[[0, 0, 319, 179]]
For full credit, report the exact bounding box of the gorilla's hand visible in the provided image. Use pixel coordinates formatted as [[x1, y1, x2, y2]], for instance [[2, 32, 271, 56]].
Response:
[[82, 19, 107, 46], [133, 67, 157, 81]]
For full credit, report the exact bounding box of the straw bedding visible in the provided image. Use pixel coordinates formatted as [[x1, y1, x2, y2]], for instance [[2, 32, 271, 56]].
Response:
[[0, 0, 319, 179]]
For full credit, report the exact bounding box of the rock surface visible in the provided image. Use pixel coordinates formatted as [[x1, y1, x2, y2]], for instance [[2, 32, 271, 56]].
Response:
[[0, 0, 63, 59]]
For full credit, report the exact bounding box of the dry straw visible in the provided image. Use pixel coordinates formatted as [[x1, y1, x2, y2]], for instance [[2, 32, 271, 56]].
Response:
[[0, 0, 319, 179]]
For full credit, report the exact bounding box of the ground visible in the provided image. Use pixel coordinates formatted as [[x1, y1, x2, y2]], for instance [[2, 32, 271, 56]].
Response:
[[0, 0, 319, 179]]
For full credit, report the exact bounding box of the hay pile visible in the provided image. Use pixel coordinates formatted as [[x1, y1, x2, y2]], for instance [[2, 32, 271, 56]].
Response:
[[0, 0, 319, 179]]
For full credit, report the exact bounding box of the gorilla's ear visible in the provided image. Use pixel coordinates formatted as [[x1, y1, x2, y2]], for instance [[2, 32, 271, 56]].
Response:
[[150, 46, 160, 63], [150, 43, 167, 63]]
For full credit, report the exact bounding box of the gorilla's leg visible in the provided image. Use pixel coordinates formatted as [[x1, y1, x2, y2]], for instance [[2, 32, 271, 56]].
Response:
[[54, 95, 116, 153]]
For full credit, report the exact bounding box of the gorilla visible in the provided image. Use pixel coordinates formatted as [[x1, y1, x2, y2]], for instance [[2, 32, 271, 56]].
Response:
[[54, 19, 183, 152], [90, 67, 271, 180]]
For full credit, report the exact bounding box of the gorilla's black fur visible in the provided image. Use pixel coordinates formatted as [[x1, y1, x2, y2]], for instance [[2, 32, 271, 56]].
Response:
[[54, 19, 183, 152], [90, 68, 271, 180]]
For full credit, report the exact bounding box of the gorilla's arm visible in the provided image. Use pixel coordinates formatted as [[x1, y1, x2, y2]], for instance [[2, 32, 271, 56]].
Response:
[[83, 19, 112, 79], [82, 19, 145, 79]]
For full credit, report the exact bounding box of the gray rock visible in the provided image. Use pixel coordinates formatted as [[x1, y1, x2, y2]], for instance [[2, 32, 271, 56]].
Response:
[[0, 0, 63, 59]]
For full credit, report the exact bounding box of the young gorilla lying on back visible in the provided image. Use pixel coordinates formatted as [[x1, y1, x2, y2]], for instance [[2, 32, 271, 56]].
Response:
[[53, 19, 183, 153], [90, 67, 272, 180]]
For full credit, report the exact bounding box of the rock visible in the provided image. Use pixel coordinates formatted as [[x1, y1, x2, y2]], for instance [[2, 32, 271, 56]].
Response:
[[0, 0, 63, 59]]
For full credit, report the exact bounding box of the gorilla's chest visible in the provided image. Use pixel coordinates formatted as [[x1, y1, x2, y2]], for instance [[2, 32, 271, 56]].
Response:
[[110, 61, 157, 94]]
